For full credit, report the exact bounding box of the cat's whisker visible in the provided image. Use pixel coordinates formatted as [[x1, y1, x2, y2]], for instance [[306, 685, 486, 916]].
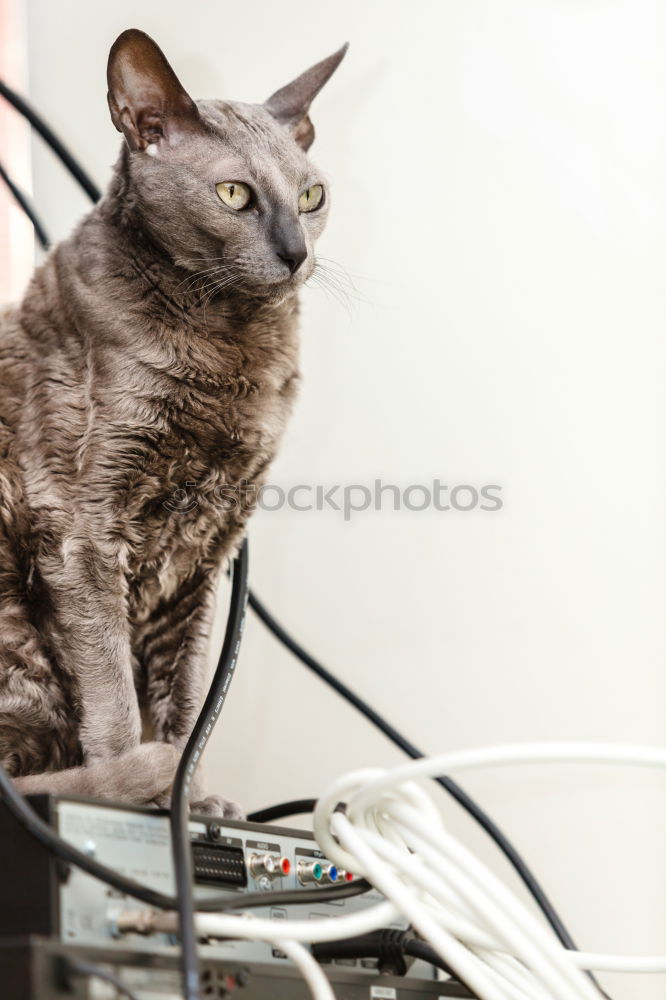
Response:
[[314, 260, 366, 299], [162, 268, 215, 305], [315, 255, 383, 288], [157, 262, 236, 329], [176, 255, 229, 265], [307, 261, 358, 319], [318, 272, 365, 311], [306, 271, 354, 320], [199, 268, 241, 315], [160, 263, 240, 326], [313, 256, 375, 307], [325, 280, 355, 318], [178, 264, 237, 296], [315, 256, 359, 287]]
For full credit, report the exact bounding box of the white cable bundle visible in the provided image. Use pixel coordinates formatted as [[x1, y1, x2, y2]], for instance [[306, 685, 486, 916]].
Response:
[[118, 743, 666, 1000], [312, 743, 666, 1000]]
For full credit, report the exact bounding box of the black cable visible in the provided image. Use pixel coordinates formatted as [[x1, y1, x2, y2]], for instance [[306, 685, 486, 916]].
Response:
[[404, 938, 459, 978], [199, 876, 372, 913], [0, 161, 51, 250], [247, 593, 578, 950], [0, 79, 101, 203], [311, 929, 477, 996], [247, 797, 317, 823], [170, 537, 249, 1000], [64, 959, 140, 1000]]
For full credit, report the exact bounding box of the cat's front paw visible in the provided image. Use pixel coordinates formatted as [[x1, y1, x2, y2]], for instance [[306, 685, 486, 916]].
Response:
[[190, 794, 245, 820], [146, 791, 245, 819]]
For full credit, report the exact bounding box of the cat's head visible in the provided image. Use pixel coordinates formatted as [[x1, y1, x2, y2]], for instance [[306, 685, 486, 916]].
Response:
[[106, 29, 346, 303]]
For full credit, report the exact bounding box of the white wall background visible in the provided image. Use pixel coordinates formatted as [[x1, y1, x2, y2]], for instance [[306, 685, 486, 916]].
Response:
[[21, 2, 666, 997]]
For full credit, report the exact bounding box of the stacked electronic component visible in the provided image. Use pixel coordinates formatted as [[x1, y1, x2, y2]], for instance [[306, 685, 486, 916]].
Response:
[[0, 794, 468, 999]]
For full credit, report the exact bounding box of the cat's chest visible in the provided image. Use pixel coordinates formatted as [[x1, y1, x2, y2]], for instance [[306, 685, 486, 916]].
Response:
[[29, 310, 299, 608], [126, 501, 223, 618], [99, 326, 299, 493], [117, 339, 298, 607]]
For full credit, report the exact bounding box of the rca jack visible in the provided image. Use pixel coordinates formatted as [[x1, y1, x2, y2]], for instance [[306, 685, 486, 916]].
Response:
[[297, 860, 323, 885], [249, 853, 291, 881], [320, 864, 339, 884]]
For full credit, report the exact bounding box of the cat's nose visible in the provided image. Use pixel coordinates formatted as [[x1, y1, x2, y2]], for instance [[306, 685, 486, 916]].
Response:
[[271, 210, 308, 275], [277, 244, 307, 275]]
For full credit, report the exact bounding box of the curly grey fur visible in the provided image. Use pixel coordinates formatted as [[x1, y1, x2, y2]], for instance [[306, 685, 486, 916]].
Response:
[[0, 29, 345, 815]]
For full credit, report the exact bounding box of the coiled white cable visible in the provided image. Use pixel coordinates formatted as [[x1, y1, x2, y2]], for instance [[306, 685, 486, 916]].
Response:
[[117, 743, 666, 1000], [312, 742, 666, 998]]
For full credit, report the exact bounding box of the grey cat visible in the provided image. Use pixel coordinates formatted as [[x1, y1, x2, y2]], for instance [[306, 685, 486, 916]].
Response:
[[0, 29, 345, 815]]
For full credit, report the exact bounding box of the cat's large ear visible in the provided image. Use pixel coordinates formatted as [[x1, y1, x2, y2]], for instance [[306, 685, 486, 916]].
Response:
[[107, 29, 202, 151], [264, 43, 348, 151]]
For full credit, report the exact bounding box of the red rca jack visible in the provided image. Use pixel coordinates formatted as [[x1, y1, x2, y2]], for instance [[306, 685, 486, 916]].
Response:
[[249, 853, 291, 881], [338, 870, 355, 882]]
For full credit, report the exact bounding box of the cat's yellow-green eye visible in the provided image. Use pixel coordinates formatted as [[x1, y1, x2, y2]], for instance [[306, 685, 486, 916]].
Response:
[[298, 184, 324, 213], [216, 181, 251, 210]]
